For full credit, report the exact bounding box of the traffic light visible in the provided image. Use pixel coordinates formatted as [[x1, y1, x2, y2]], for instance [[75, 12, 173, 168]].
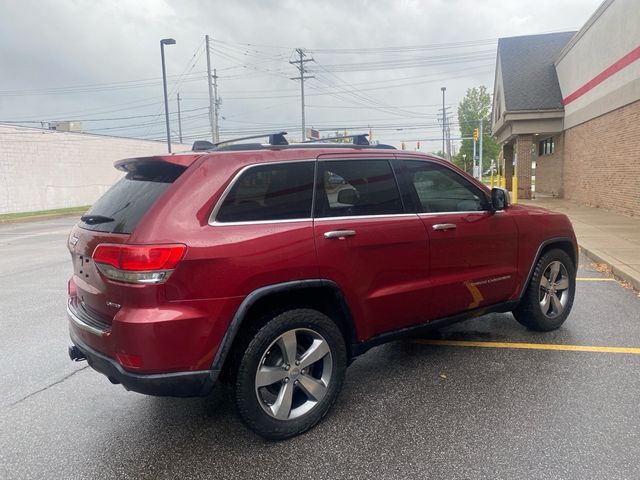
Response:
[[473, 128, 479, 141], [416, 141, 420, 150], [401, 141, 405, 150]]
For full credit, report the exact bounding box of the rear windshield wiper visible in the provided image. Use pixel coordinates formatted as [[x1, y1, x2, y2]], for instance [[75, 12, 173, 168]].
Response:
[[80, 214, 115, 225]]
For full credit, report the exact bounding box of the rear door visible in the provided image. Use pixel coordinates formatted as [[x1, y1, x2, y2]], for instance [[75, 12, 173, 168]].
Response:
[[312, 155, 430, 339], [395, 158, 518, 319]]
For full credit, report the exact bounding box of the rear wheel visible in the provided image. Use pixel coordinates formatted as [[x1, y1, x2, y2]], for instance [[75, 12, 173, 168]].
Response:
[[513, 249, 576, 331], [234, 309, 346, 440]]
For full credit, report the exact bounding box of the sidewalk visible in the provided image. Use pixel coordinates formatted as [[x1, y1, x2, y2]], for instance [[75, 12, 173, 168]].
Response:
[[520, 197, 640, 290]]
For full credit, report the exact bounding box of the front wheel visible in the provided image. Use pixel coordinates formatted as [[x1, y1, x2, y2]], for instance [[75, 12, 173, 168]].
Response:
[[234, 309, 347, 440], [513, 248, 576, 331]]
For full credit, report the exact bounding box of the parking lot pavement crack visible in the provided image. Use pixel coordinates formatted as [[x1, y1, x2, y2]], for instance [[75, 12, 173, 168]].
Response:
[[6, 366, 89, 408]]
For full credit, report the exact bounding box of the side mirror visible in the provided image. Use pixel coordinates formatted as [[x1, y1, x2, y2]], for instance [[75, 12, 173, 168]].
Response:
[[337, 188, 359, 205], [491, 187, 510, 211]]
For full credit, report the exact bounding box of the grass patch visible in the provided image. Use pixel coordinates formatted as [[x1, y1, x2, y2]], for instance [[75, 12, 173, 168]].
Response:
[[0, 206, 90, 223]]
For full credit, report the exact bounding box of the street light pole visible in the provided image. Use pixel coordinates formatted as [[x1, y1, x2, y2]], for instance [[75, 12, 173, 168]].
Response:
[[160, 38, 176, 153], [441, 86, 446, 157]]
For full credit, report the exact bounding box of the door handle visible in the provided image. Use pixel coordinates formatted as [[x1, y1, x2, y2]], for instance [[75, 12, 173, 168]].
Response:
[[432, 223, 457, 231], [324, 230, 356, 239]]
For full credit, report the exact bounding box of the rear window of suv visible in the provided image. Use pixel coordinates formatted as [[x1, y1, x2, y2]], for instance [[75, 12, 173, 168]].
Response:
[[215, 162, 314, 223], [79, 161, 185, 234]]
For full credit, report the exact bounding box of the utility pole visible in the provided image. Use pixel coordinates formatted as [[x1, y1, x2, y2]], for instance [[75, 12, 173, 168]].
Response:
[[290, 48, 314, 140], [176, 93, 183, 144], [441, 87, 446, 156], [205, 35, 216, 143], [473, 136, 477, 178], [446, 121, 452, 162], [213, 68, 220, 142], [478, 117, 484, 181], [437, 106, 451, 160]]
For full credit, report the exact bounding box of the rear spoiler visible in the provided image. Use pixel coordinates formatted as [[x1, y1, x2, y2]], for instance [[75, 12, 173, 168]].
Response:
[[114, 154, 201, 172]]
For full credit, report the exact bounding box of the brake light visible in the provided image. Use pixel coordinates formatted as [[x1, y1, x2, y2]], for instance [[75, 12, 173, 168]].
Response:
[[93, 244, 186, 284]]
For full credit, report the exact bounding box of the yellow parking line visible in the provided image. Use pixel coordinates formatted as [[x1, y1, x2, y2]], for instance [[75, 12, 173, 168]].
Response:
[[576, 277, 615, 281], [411, 339, 640, 355]]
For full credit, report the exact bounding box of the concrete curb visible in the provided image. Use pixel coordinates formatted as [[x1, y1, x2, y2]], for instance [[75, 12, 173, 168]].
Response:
[[579, 246, 640, 292]]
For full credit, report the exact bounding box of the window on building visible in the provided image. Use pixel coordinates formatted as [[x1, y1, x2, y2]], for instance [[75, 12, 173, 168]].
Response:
[[315, 159, 403, 217], [538, 137, 554, 156], [216, 162, 315, 222]]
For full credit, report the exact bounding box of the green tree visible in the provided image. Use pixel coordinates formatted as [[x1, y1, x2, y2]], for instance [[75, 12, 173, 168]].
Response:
[[454, 86, 499, 174]]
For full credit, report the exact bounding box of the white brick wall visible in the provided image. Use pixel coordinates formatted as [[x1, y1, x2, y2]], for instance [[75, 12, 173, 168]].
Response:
[[0, 124, 191, 214]]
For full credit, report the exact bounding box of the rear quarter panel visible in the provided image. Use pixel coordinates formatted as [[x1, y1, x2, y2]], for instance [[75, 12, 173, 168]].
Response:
[[126, 152, 318, 370]]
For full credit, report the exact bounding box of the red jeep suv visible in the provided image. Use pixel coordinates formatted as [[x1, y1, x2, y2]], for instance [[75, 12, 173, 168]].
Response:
[[67, 132, 577, 439]]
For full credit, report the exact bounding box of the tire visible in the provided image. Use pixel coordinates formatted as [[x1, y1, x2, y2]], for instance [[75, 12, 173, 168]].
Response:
[[234, 308, 347, 440], [513, 248, 576, 331]]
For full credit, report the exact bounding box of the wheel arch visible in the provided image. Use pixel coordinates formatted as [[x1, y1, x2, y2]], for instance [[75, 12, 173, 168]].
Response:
[[519, 236, 578, 301], [212, 280, 358, 377]]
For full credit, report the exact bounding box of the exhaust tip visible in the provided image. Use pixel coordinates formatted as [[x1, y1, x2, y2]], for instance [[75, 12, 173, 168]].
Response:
[[68, 345, 87, 362]]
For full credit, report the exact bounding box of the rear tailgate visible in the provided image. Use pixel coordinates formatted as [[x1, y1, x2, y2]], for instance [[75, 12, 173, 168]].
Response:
[[68, 156, 196, 322]]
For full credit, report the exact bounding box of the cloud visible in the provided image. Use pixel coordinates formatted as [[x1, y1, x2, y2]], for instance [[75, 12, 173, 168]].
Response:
[[0, 0, 602, 150]]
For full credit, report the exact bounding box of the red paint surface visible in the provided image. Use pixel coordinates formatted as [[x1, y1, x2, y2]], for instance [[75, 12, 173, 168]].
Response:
[[67, 148, 578, 376], [563, 45, 640, 105]]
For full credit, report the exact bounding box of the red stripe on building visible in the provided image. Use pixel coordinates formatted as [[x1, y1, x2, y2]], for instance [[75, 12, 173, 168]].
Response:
[[563, 45, 640, 105]]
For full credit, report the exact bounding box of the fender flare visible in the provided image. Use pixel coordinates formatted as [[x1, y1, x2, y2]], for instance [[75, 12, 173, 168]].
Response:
[[210, 279, 356, 373], [519, 236, 578, 301]]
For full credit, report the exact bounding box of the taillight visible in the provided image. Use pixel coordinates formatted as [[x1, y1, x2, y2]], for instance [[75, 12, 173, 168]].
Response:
[[92, 243, 186, 284]]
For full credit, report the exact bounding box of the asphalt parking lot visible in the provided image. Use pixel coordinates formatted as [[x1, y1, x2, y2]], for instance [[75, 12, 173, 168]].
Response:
[[1, 217, 639, 480]]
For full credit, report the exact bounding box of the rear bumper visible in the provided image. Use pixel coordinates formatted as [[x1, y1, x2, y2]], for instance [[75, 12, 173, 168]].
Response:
[[69, 332, 219, 397]]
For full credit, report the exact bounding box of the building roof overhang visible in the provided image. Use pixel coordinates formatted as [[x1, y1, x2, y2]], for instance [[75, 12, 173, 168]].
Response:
[[493, 108, 565, 144]]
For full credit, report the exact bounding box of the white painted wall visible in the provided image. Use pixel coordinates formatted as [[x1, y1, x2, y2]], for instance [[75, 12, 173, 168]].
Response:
[[0, 124, 191, 214], [555, 0, 640, 129]]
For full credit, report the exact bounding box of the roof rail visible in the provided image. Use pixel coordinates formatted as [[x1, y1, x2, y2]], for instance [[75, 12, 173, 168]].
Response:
[[192, 131, 288, 151], [191, 131, 396, 152], [300, 133, 369, 145]]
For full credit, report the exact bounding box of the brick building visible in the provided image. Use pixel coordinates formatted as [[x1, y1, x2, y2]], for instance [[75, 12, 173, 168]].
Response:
[[492, 0, 640, 216]]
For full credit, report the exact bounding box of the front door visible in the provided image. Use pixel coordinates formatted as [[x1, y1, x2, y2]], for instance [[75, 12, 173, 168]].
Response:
[[312, 156, 430, 340], [396, 159, 519, 320]]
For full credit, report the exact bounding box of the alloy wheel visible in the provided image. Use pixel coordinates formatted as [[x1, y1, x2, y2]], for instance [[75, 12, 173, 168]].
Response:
[[539, 260, 570, 318], [255, 328, 333, 421]]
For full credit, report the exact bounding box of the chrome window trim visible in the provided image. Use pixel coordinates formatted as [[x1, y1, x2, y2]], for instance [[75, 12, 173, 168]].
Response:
[[314, 213, 417, 222], [417, 210, 489, 217], [210, 218, 312, 226], [208, 159, 315, 226]]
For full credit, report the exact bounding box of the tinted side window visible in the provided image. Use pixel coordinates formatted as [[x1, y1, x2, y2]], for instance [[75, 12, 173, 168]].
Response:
[[216, 162, 314, 222], [315, 159, 403, 218], [402, 160, 488, 213], [80, 162, 185, 234]]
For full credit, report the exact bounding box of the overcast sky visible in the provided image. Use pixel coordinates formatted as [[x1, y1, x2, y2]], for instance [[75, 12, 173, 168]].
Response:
[[0, 0, 603, 151]]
